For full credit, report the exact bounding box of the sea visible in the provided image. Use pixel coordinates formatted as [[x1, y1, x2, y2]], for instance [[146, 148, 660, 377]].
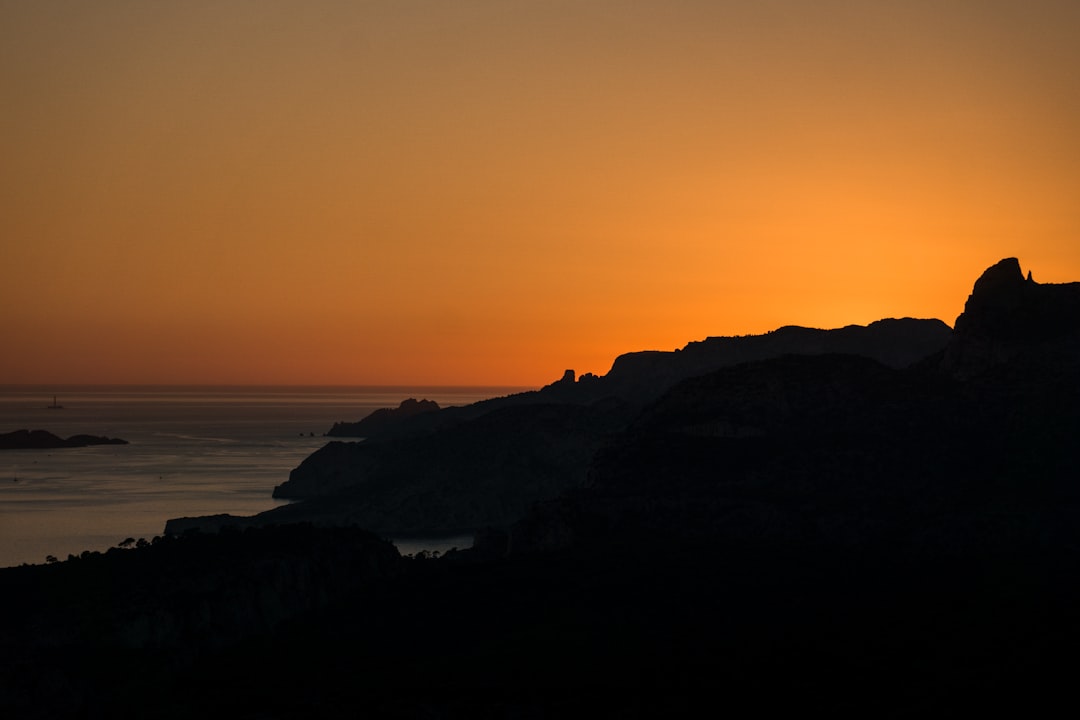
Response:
[[0, 385, 524, 569]]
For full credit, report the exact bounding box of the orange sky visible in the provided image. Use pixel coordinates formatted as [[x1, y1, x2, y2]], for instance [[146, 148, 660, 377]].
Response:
[[3, 1, 1079, 386]]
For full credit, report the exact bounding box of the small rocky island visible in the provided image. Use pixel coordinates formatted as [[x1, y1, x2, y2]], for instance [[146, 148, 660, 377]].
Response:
[[0, 429, 129, 450]]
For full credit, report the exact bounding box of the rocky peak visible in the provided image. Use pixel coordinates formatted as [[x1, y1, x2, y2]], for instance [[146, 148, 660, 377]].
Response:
[[969, 256, 1025, 295], [953, 258, 1027, 330], [942, 258, 1080, 378], [539, 368, 575, 390]]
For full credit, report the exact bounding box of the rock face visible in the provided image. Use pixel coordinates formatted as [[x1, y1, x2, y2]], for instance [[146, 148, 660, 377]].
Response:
[[0, 430, 128, 450], [941, 257, 1080, 378], [325, 398, 440, 438]]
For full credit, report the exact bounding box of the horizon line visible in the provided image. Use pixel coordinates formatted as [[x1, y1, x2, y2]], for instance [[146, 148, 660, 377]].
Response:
[[0, 383, 539, 391]]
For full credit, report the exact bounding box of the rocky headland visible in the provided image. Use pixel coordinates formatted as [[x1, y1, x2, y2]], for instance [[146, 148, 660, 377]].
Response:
[[170, 316, 952, 536], [325, 397, 441, 438]]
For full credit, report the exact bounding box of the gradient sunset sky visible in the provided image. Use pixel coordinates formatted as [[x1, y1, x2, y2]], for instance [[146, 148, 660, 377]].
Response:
[[3, 1, 1078, 386]]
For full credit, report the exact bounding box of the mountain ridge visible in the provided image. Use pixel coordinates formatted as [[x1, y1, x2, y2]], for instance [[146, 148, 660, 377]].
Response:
[[168, 317, 951, 536], [325, 316, 952, 441]]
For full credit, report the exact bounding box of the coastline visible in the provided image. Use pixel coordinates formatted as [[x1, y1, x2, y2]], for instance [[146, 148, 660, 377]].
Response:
[[0, 386, 513, 568]]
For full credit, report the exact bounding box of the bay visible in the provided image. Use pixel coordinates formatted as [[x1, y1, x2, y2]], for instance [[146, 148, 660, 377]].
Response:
[[0, 385, 522, 568]]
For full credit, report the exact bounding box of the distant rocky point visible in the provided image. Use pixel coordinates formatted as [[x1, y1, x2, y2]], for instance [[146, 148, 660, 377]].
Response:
[[0, 429, 129, 450], [326, 398, 440, 438]]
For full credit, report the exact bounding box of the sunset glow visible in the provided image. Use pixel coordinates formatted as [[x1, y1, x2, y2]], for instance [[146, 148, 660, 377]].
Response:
[[3, 1, 1079, 386]]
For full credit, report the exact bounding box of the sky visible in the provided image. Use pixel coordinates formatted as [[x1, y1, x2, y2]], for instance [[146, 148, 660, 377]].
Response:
[[3, 0, 1079, 386]]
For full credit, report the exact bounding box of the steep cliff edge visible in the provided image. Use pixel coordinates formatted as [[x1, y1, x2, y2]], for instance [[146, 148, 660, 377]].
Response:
[[941, 257, 1080, 379]]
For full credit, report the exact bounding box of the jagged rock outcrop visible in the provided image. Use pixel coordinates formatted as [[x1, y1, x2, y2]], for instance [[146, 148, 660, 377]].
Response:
[[942, 257, 1080, 378], [325, 398, 440, 438], [0, 430, 128, 450]]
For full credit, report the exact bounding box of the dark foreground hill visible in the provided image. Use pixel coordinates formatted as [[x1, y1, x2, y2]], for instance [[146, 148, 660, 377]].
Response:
[[3, 257, 1080, 717]]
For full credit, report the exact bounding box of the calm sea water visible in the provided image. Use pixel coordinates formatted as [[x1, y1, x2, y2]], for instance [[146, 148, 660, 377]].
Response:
[[0, 385, 522, 568]]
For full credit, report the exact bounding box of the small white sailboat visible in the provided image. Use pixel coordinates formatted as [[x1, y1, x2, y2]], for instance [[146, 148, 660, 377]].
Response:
[[47, 395, 63, 409]]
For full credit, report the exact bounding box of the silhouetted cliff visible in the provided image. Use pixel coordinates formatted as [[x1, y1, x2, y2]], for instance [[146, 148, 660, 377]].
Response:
[[321, 318, 952, 445], [942, 257, 1080, 378], [599, 317, 952, 405], [325, 398, 440, 438]]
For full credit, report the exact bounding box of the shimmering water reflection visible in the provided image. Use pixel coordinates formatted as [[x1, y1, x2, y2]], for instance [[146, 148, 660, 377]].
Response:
[[0, 386, 521, 567]]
